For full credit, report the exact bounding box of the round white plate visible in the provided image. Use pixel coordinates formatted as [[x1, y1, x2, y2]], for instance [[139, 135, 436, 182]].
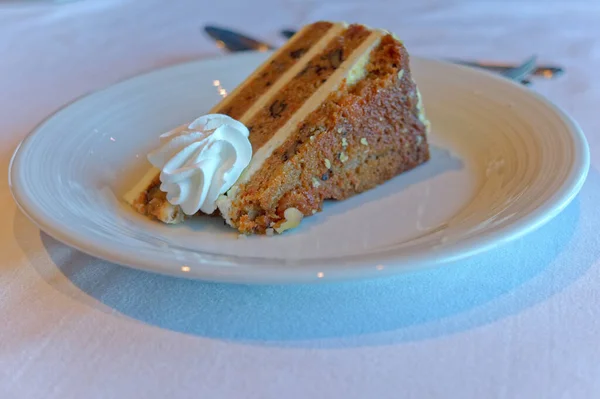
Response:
[[10, 52, 589, 284]]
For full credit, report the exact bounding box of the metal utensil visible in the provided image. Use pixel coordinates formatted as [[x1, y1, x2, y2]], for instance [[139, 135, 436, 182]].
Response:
[[280, 29, 296, 39], [502, 55, 537, 82], [204, 26, 274, 52], [451, 59, 563, 79], [280, 28, 563, 79]]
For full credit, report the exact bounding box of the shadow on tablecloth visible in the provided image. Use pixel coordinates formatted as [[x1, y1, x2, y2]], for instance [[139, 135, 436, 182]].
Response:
[[14, 168, 600, 348]]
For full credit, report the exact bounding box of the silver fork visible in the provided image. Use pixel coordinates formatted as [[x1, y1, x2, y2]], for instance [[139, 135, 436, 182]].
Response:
[[502, 55, 537, 85]]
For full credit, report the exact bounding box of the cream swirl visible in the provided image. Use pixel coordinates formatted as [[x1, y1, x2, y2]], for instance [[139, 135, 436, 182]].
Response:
[[147, 114, 252, 215]]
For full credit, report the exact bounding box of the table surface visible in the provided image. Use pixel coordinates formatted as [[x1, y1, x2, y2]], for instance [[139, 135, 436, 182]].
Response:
[[2, 0, 599, 398]]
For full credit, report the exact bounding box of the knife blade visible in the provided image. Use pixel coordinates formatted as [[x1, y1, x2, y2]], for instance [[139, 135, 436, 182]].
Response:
[[204, 26, 274, 52]]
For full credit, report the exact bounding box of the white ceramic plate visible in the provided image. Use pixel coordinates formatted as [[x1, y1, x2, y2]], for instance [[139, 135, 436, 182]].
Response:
[[10, 52, 589, 283]]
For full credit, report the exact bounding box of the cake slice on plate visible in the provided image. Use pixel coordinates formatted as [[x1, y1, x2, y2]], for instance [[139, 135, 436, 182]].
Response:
[[124, 21, 430, 235]]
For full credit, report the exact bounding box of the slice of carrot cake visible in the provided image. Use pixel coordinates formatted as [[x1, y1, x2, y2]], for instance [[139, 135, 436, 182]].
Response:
[[124, 21, 430, 235]]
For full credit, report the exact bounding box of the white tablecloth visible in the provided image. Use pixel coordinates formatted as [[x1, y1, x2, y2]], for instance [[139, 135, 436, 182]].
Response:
[[2, 1, 600, 397]]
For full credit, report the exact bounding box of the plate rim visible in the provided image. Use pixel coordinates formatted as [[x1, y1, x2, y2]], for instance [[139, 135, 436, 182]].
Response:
[[8, 53, 591, 284]]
